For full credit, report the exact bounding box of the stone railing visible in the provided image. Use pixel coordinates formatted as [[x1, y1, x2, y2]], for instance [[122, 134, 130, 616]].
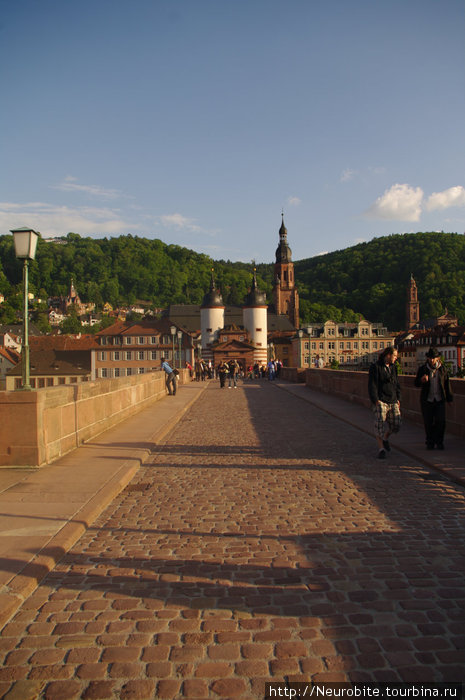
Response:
[[0, 370, 189, 467], [303, 368, 465, 440]]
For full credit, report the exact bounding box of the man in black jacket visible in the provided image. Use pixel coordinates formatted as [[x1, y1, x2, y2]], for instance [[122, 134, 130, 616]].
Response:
[[414, 347, 453, 450], [368, 346, 401, 459]]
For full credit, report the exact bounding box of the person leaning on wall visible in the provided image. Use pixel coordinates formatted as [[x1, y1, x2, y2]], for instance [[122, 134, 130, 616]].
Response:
[[414, 346, 453, 450]]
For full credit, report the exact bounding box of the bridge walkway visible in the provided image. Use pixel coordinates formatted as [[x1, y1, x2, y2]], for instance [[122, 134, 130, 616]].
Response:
[[0, 379, 463, 697]]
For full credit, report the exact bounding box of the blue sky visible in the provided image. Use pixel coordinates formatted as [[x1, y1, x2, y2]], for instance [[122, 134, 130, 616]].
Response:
[[1, 0, 464, 262]]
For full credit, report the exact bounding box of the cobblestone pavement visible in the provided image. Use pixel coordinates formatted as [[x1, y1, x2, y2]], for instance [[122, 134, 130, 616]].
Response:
[[0, 381, 464, 699]]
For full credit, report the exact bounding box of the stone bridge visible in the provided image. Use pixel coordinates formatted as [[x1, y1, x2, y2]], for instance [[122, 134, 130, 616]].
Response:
[[0, 376, 463, 698]]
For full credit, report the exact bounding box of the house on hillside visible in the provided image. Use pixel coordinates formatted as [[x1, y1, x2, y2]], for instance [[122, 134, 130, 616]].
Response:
[[0, 347, 20, 389]]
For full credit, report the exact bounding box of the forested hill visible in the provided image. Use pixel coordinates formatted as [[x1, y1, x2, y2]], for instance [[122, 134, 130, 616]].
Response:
[[294, 232, 465, 330], [0, 231, 464, 331]]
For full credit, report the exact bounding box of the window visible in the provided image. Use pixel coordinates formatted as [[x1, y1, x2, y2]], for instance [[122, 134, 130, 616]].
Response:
[[353, 342, 358, 349], [311, 342, 316, 350], [38, 378, 45, 388], [98, 351, 107, 361], [113, 351, 120, 361], [150, 336, 158, 344], [100, 337, 107, 346], [114, 368, 121, 377], [347, 342, 351, 349], [125, 337, 132, 345], [47, 378, 54, 387], [127, 368, 133, 376], [138, 351, 144, 360], [304, 342, 309, 350], [151, 350, 157, 360], [222, 336, 228, 342], [339, 342, 344, 349], [304, 355, 309, 365], [138, 367, 145, 374], [138, 337, 145, 345], [59, 377, 66, 385], [126, 351, 132, 360], [70, 377, 78, 384], [256, 328, 262, 332], [329, 342, 335, 350], [239, 335, 244, 341], [373, 342, 378, 349]]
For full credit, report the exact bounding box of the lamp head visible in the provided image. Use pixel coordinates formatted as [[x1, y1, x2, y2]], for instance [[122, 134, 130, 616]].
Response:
[[10, 227, 39, 260]]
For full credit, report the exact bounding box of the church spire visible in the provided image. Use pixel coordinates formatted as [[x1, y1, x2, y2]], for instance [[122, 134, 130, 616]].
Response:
[[272, 214, 299, 328]]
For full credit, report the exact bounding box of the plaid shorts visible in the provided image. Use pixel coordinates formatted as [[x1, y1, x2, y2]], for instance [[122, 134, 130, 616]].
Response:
[[373, 400, 401, 438]]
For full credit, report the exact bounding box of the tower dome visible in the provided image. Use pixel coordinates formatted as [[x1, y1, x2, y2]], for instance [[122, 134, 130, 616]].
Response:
[[201, 269, 224, 308], [275, 214, 292, 263], [244, 268, 266, 307]]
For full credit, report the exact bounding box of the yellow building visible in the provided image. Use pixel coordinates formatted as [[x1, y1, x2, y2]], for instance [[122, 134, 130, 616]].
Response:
[[292, 319, 397, 369]]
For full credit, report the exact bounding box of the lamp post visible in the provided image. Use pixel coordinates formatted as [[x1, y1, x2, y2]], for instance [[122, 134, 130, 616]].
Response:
[[170, 325, 176, 367], [10, 227, 39, 390], [298, 329, 304, 368], [177, 329, 182, 369]]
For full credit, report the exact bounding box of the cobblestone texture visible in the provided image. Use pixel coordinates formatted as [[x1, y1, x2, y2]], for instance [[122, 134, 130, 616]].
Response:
[[1, 381, 464, 698]]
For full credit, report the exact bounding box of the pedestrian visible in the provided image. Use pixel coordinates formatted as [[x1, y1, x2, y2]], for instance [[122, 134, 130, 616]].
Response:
[[368, 346, 401, 459], [414, 347, 453, 450], [218, 361, 229, 388], [228, 359, 239, 388], [161, 358, 177, 396], [267, 359, 275, 381], [194, 359, 201, 382]]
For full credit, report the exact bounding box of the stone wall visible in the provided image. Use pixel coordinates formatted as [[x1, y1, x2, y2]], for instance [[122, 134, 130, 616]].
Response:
[[0, 370, 189, 467], [303, 368, 465, 440]]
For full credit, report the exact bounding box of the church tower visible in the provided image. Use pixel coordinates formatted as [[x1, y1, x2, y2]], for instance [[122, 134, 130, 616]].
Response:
[[243, 269, 268, 366], [272, 214, 299, 329], [406, 273, 420, 329], [200, 270, 225, 362]]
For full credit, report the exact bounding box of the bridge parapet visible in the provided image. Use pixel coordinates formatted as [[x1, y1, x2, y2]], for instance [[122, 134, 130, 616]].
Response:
[[302, 368, 465, 440], [0, 370, 190, 467]]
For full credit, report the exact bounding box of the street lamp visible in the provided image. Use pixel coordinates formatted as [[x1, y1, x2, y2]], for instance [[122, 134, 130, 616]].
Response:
[[298, 329, 304, 368], [10, 227, 39, 390], [170, 325, 176, 367], [177, 329, 182, 369]]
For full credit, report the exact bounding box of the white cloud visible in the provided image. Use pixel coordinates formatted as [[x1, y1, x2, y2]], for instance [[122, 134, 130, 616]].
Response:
[[286, 196, 301, 206], [160, 213, 202, 233], [365, 183, 424, 222], [341, 168, 356, 182], [0, 201, 130, 238], [52, 177, 121, 199], [425, 186, 465, 212]]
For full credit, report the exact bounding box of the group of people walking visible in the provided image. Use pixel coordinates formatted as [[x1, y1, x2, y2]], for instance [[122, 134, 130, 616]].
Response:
[[368, 345, 453, 459], [167, 345, 454, 458]]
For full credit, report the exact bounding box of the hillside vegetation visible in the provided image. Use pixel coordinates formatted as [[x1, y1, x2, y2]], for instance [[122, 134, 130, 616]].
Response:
[[1, 231, 464, 331]]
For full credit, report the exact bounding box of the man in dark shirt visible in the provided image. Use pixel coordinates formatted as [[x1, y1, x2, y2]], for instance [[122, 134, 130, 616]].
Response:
[[414, 347, 453, 450]]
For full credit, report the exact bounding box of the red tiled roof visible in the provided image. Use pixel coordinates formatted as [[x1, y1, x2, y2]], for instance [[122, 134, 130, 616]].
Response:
[[29, 334, 99, 350], [0, 347, 20, 364]]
